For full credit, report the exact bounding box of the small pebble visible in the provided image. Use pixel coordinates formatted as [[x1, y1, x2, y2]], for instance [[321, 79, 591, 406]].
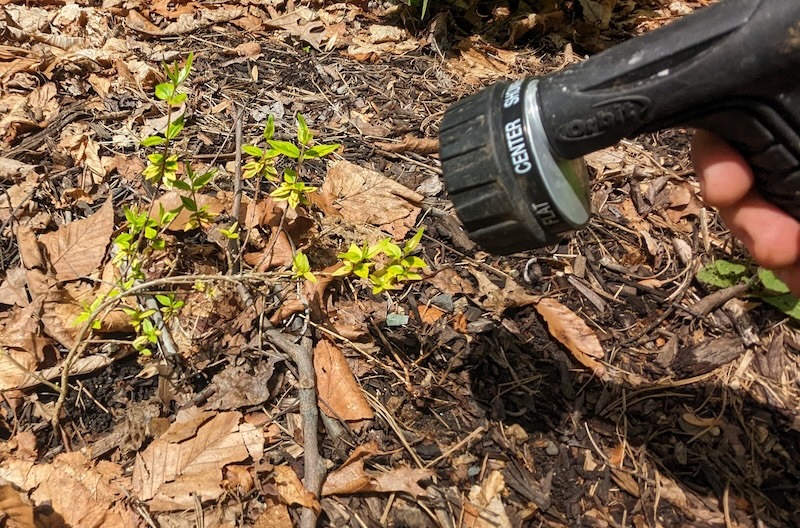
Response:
[[430, 293, 454, 312], [386, 313, 409, 327], [545, 441, 559, 456]]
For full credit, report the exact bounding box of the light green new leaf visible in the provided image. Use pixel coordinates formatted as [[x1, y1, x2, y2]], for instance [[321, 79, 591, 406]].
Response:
[[296, 113, 312, 145], [268, 140, 300, 159], [141, 135, 166, 147], [242, 144, 263, 157], [304, 143, 340, 159]]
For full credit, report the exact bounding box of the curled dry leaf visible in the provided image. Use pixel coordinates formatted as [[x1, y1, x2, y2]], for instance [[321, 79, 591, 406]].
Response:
[[271, 465, 320, 513], [464, 470, 513, 528], [0, 484, 36, 528], [56, 123, 106, 190], [535, 297, 608, 380], [321, 160, 423, 239], [322, 440, 434, 497], [374, 135, 439, 155], [471, 268, 540, 315], [314, 340, 374, 428]]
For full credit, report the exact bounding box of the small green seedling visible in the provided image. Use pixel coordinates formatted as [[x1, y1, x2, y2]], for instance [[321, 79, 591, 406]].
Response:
[[292, 251, 317, 283], [270, 169, 318, 210], [696, 259, 800, 320], [335, 229, 427, 295]]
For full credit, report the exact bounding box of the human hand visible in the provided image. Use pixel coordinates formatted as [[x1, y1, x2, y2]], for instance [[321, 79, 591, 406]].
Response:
[[691, 130, 800, 295]]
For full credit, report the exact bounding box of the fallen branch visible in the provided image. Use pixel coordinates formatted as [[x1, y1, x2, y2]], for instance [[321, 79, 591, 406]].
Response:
[[264, 328, 324, 528]]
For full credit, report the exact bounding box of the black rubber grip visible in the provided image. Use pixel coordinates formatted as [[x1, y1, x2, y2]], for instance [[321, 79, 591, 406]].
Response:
[[537, 0, 800, 217]]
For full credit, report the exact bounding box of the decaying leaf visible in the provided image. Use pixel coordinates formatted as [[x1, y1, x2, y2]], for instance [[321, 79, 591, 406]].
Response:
[[39, 197, 113, 281], [321, 160, 422, 239], [448, 37, 517, 84], [535, 297, 608, 379], [252, 500, 293, 528], [374, 135, 439, 155], [132, 408, 264, 511], [56, 123, 106, 189], [463, 470, 513, 528], [314, 340, 374, 428], [322, 441, 433, 497], [207, 362, 275, 411], [0, 266, 29, 307], [471, 268, 539, 314], [0, 452, 138, 528]]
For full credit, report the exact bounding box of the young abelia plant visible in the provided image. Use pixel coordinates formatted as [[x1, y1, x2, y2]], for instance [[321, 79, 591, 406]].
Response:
[[335, 229, 427, 294], [242, 113, 339, 210], [270, 169, 317, 210]]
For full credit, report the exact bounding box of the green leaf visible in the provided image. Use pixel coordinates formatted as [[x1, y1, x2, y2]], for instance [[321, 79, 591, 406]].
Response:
[[758, 268, 791, 294], [177, 52, 194, 84], [141, 135, 166, 147], [166, 116, 185, 140], [382, 241, 403, 261], [267, 140, 301, 159], [270, 186, 293, 200], [242, 144, 263, 157], [263, 115, 275, 141], [172, 180, 191, 191], [404, 228, 424, 255], [155, 294, 172, 306], [304, 143, 340, 158], [193, 169, 216, 190], [168, 92, 187, 107], [762, 294, 800, 320], [180, 195, 198, 212], [403, 256, 426, 269], [155, 83, 174, 101], [696, 259, 749, 289], [296, 113, 312, 145]]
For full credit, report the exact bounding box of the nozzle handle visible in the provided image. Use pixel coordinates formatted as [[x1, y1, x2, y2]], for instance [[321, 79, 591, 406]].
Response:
[[538, 0, 800, 214]]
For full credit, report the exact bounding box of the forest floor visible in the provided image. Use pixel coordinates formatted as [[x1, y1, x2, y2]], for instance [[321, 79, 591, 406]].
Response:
[[1, 1, 799, 527]]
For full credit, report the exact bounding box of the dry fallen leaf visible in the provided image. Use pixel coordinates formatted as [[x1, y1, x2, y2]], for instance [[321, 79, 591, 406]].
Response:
[[374, 135, 439, 155], [0, 266, 29, 307], [463, 470, 513, 528], [133, 409, 264, 511], [150, 191, 225, 231], [0, 452, 138, 528], [0, 485, 36, 528], [253, 499, 293, 528], [419, 305, 446, 324], [323, 441, 433, 497], [535, 297, 609, 380], [471, 268, 540, 314], [321, 160, 422, 239], [57, 123, 106, 189], [314, 340, 374, 428], [39, 197, 113, 281], [271, 465, 320, 512], [207, 362, 275, 410]]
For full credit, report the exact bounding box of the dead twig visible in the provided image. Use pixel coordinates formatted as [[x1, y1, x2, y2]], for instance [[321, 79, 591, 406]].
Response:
[[264, 327, 324, 528]]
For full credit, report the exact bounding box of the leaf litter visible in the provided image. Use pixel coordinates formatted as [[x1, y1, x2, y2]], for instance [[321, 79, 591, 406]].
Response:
[[1, 1, 799, 527]]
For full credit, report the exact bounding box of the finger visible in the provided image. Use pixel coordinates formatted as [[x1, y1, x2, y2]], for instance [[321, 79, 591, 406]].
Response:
[[773, 267, 800, 297], [719, 192, 800, 269], [691, 130, 754, 207]]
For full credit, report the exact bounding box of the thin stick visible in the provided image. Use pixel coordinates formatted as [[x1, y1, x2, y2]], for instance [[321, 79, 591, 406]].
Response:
[[229, 106, 244, 274], [264, 328, 324, 528]]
